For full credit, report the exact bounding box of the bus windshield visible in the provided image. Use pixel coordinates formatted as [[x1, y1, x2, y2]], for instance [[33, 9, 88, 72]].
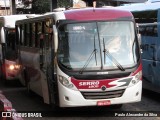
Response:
[[58, 21, 140, 71]]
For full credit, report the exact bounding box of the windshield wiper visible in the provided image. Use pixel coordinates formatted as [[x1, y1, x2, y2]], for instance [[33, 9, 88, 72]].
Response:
[[79, 35, 97, 74], [103, 38, 125, 71]]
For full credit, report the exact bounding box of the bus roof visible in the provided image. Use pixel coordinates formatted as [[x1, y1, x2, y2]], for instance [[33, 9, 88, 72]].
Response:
[[16, 8, 134, 25], [64, 8, 133, 21], [0, 14, 38, 28], [116, 2, 160, 12]]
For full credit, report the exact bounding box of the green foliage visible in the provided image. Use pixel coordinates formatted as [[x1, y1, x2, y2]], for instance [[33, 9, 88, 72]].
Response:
[[57, 0, 72, 8], [31, 0, 50, 14]]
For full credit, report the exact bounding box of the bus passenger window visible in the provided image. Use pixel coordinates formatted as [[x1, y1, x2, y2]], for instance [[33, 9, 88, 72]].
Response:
[[153, 27, 158, 36], [31, 23, 36, 47], [39, 34, 44, 69], [24, 24, 30, 46], [40, 34, 44, 48], [36, 22, 43, 48], [139, 26, 146, 35], [35, 23, 38, 47]]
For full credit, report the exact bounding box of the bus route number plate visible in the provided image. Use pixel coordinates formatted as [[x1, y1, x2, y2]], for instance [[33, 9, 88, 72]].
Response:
[[97, 100, 111, 106]]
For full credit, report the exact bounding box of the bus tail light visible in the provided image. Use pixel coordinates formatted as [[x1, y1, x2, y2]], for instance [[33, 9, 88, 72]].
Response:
[[58, 75, 74, 88], [9, 65, 15, 70], [7, 64, 21, 71]]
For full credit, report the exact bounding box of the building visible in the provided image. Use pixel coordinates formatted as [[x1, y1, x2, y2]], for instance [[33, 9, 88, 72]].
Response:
[[86, 0, 148, 6], [112, 0, 147, 6], [0, 0, 152, 15], [0, 0, 11, 15]]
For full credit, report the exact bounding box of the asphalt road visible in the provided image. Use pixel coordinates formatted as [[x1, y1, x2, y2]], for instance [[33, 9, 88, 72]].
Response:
[[0, 80, 160, 120]]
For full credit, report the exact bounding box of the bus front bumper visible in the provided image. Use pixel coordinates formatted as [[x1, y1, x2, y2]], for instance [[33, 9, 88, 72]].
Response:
[[58, 81, 142, 107]]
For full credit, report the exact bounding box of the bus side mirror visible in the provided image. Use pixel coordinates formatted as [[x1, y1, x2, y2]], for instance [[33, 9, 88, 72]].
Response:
[[1, 27, 5, 43], [136, 23, 141, 45], [138, 33, 141, 45], [52, 25, 58, 52]]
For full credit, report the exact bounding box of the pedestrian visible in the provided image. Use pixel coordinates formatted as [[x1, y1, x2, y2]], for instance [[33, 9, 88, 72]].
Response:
[[83, 0, 97, 7]]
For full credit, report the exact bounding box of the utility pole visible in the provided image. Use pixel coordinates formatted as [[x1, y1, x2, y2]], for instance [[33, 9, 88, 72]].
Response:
[[50, 0, 53, 11], [9, 0, 16, 15], [52, 0, 58, 10], [11, 0, 16, 14]]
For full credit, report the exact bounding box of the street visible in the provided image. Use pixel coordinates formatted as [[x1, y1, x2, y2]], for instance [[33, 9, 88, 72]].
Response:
[[0, 80, 160, 120]]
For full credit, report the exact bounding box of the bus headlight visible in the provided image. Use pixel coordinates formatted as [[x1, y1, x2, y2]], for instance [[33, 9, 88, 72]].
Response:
[[135, 70, 142, 80], [129, 71, 142, 87], [58, 75, 74, 88]]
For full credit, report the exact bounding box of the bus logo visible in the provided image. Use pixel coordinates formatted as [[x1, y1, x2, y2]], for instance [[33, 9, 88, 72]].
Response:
[[101, 85, 107, 91], [79, 81, 99, 86]]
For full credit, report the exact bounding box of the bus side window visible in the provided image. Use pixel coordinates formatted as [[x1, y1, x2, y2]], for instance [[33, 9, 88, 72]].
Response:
[[29, 23, 32, 47], [39, 21, 45, 69], [146, 26, 153, 36], [39, 34, 44, 68], [19, 25, 24, 45], [31, 23, 35, 47], [24, 23, 30, 47], [44, 19, 53, 49], [36, 22, 42, 48], [40, 34, 44, 48], [23, 24, 26, 46], [153, 26, 158, 36], [35, 22, 38, 47], [139, 26, 146, 35]]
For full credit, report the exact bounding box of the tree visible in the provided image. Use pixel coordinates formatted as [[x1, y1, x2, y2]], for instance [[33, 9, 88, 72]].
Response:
[[31, 0, 50, 14], [57, 0, 72, 8]]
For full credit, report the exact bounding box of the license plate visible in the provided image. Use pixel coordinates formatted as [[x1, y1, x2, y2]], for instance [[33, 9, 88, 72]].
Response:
[[97, 100, 111, 106]]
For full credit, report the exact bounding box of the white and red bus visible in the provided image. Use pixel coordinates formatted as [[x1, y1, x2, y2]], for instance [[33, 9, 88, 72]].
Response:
[[16, 8, 142, 108], [0, 15, 30, 83]]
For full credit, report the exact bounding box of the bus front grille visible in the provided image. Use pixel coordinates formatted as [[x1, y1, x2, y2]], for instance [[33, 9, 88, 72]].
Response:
[[81, 89, 125, 100]]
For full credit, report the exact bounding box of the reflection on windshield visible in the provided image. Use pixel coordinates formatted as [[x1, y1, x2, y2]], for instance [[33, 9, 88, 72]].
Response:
[[58, 22, 101, 70], [98, 21, 137, 69], [58, 21, 139, 71], [103, 38, 125, 71]]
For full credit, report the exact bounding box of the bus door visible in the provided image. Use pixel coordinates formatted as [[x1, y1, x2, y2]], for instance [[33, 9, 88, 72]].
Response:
[[39, 19, 55, 104], [39, 19, 54, 76]]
